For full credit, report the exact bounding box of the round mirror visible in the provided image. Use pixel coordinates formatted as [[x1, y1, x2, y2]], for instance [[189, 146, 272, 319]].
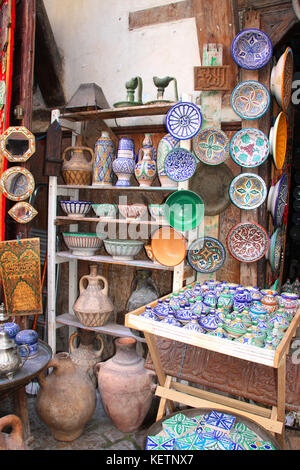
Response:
[[0, 126, 35, 162], [0, 166, 35, 201]]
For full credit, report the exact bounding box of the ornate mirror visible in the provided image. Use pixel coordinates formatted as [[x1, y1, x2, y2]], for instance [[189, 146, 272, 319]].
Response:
[[8, 202, 38, 224], [0, 126, 35, 162], [0, 166, 35, 201]]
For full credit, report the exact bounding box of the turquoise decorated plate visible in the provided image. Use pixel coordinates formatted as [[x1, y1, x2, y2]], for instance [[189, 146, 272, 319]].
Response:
[[230, 128, 270, 168], [163, 190, 204, 232], [229, 173, 267, 210]]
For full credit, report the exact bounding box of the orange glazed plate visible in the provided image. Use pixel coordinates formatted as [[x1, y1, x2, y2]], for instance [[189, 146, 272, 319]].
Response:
[[151, 227, 186, 267], [269, 112, 287, 170]]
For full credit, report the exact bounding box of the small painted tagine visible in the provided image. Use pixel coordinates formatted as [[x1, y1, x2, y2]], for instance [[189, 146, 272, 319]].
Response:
[[134, 134, 156, 187], [249, 302, 268, 320], [279, 292, 299, 315], [231, 28, 273, 70], [269, 112, 287, 170], [224, 314, 247, 339], [231, 80, 270, 120], [230, 128, 270, 168], [260, 290, 279, 315], [270, 47, 293, 113], [229, 173, 267, 210], [227, 222, 269, 263]]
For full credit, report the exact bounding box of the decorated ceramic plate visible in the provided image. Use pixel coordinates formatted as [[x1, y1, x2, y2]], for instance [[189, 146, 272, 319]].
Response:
[[274, 173, 289, 227], [164, 148, 197, 182], [230, 128, 270, 168], [229, 173, 267, 210], [166, 102, 202, 140], [151, 227, 187, 267], [227, 222, 269, 263], [269, 111, 287, 170], [231, 28, 273, 70], [231, 80, 270, 120], [187, 237, 226, 273], [266, 227, 282, 273], [193, 128, 229, 165], [270, 47, 293, 113], [163, 189, 204, 232]]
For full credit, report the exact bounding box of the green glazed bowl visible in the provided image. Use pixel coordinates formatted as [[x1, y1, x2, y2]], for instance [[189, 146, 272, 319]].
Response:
[[163, 189, 204, 231]]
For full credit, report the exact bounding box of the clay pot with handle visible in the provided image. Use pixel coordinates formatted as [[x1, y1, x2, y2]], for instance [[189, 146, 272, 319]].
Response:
[[94, 337, 156, 432], [62, 135, 94, 186], [69, 329, 104, 386], [0, 414, 27, 450], [36, 352, 96, 442]]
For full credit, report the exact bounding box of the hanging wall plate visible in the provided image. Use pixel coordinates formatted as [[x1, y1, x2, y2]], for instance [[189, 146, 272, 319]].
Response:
[[164, 148, 197, 182], [0, 166, 35, 201], [8, 202, 38, 224], [231, 80, 270, 120], [166, 102, 202, 140], [193, 128, 229, 165], [230, 128, 270, 168], [187, 237, 226, 273], [227, 222, 269, 263], [229, 173, 267, 210], [0, 126, 35, 162], [231, 28, 273, 70]]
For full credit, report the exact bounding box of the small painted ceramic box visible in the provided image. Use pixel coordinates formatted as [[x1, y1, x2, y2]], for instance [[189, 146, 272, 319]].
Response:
[[15, 329, 39, 358]]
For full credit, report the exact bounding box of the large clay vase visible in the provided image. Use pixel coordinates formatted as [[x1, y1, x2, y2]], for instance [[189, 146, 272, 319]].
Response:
[[69, 329, 104, 386], [73, 264, 114, 327], [62, 136, 94, 186], [36, 352, 96, 442], [134, 134, 156, 187], [0, 414, 27, 450], [95, 337, 155, 432], [92, 131, 115, 186], [156, 133, 180, 187]]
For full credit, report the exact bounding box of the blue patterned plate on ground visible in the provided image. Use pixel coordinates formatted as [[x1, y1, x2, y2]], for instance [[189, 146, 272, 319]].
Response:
[[231, 80, 270, 120], [230, 128, 270, 168], [187, 237, 226, 273], [229, 173, 267, 210], [193, 128, 229, 165], [166, 102, 202, 140], [164, 148, 196, 182], [231, 28, 273, 70]]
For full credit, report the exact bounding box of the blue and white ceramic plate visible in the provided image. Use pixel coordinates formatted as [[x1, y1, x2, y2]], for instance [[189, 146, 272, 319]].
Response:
[[231, 28, 273, 70], [230, 128, 270, 168], [166, 102, 202, 140], [193, 128, 229, 165], [164, 148, 197, 182], [229, 173, 267, 210], [231, 80, 270, 120], [274, 173, 289, 227], [187, 237, 226, 273]]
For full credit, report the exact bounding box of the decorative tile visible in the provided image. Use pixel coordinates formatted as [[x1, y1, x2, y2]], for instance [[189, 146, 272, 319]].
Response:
[[174, 433, 206, 450], [163, 413, 198, 438], [199, 427, 237, 450], [205, 411, 236, 432], [146, 435, 175, 450]]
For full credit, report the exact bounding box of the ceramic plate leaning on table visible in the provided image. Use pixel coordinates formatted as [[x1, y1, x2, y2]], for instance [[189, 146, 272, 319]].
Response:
[[165, 102, 202, 140], [230, 128, 270, 168], [229, 173, 267, 210], [163, 189, 204, 232], [231, 80, 270, 120], [227, 222, 269, 263], [231, 28, 273, 70], [192, 128, 229, 165], [187, 237, 226, 273], [270, 46, 294, 113], [164, 148, 197, 182], [269, 111, 287, 170]]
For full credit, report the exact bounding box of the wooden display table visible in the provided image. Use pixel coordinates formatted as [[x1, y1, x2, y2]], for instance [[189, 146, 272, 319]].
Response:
[[125, 297, 300, 446]]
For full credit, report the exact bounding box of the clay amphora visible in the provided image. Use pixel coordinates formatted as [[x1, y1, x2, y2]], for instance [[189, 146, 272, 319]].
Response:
[[69, 329, 104, 386], [95, 337, 155, 432], [73, 264, 114, 327], [62, 135, 94, 186], [36, 352, 96, 442], [0, 414, 27, 450]]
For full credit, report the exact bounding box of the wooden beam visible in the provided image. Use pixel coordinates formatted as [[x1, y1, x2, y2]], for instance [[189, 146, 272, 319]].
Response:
[[129, 0, 194, 30], [35, 0, 65, 106]]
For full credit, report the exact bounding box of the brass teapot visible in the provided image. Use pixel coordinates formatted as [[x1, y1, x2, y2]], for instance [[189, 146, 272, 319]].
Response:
[[0, 329, 29, 380]]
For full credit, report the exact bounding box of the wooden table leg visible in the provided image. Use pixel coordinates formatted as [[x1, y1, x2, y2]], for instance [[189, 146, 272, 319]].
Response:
[[13, 386, 34, 447]]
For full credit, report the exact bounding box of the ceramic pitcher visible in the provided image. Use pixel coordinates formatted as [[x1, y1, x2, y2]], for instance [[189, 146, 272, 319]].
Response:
[[134, 134, 156, 187], [112, 137, 136, 187]]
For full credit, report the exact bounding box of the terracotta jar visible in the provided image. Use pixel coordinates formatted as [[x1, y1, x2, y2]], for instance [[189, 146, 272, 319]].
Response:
[[95, 337, 155, 432], [36, 352, 96, 442], [62, 135, 94, 186], [73, 265, 114, 327], [0, 414, 27, 450], [69, 329, 104, 386]]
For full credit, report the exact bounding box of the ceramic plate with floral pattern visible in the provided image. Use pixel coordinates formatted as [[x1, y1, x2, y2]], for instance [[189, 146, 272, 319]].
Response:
[[187, 237, 226, 273], [166, 102, 202, 140], [229, 173, 267, 210], [231, 80, 270, 120], [227, 222, 269, 263], [231, 28, 273, 70], [230, 128, 270, 168], [193, 128, 229, 165], [164, 148, 197, 182]]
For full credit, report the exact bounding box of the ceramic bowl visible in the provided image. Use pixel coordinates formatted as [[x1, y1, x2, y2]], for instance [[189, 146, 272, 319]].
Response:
[[103, 239, 144, 260], [227, 222, 269, 263], [269, 112, 287, 170], [229, 173, 267, 210], [118, 204, 147, 219], [231, 28, 273, 70], [62, 232, 105, 256], [60, 200, 91, 218], [92, 203, 118, 219], [231, 80, 270, 120], [144, 244, 158, 263], [270, 47, 293, 112], [193, 128, 229, 165], [267, 174, 289, 227], [230, 128, 270, 168], [163, 190, 204, 232], [148, 204, 164, 220], [151, 227, 186, 267]]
